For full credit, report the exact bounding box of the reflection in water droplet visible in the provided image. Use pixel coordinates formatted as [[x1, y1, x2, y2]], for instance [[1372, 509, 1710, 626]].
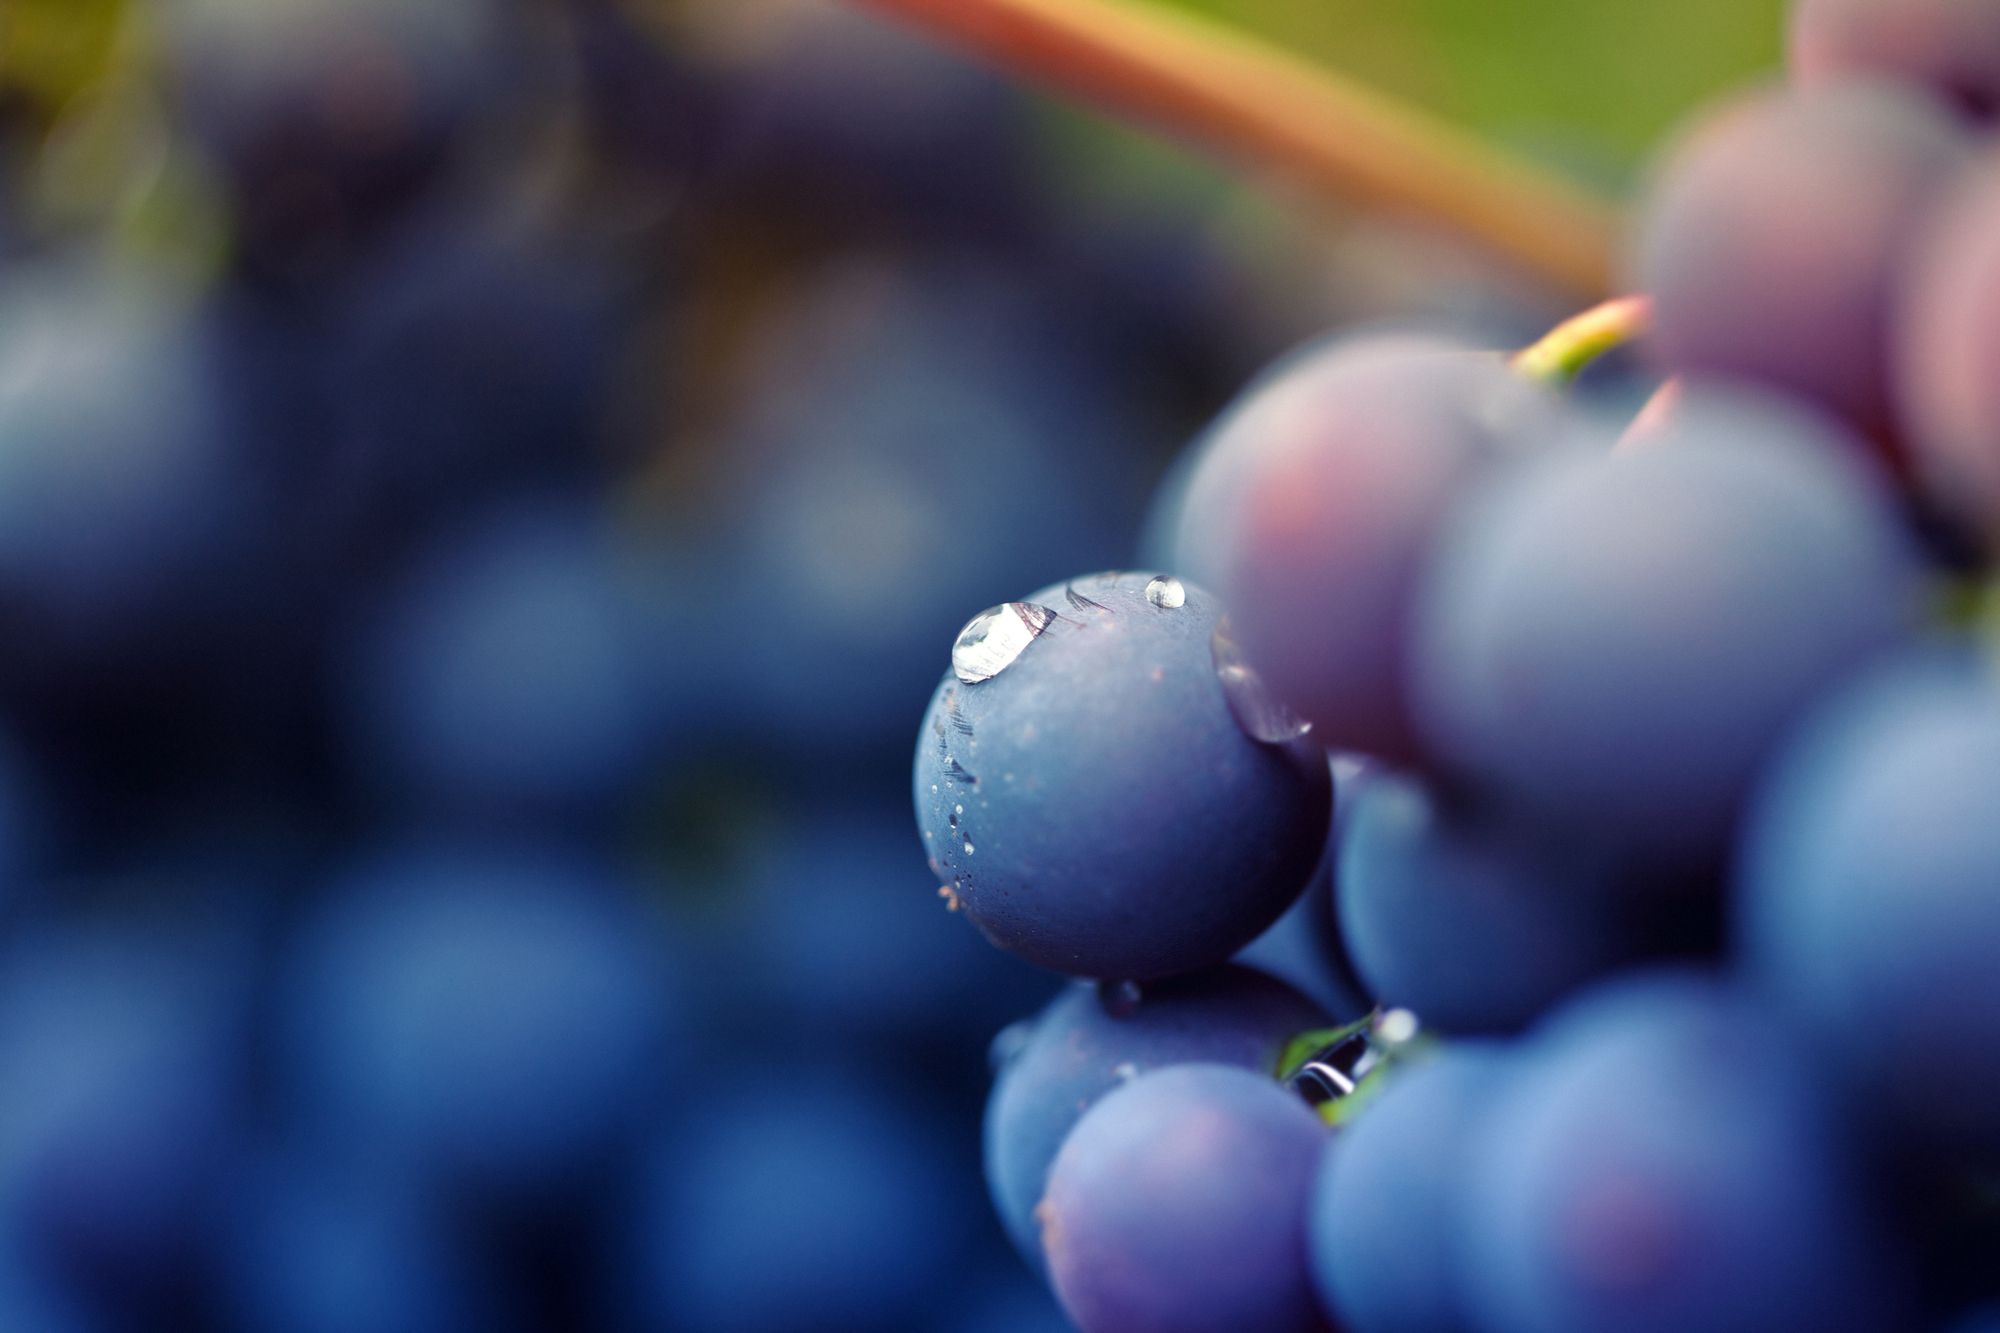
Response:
[[1144, 575, 1186, 609], [1211, 617, 1313, 744], [952, 602, 1057, 684], [1113, 1062, 1140, 1082], [962, 840, 975, 856], [989, 1020, 1035, 1073], [1101, 979, 1144, 1018]]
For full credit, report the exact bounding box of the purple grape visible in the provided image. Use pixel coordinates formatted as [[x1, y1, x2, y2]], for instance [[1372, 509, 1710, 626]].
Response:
[[1791, 0, 2000, 120], [1463, 972, 1912, 1333], [1174, 335, 1562, 762], [913, 572, 1330, 981], [1042, 1064, 1333, 1333], [1897, 150, 2000, 543], [1412, 395, 1925, 863], [1632, 82, 1971, 439], [984, 967, 1332, 1269], [1338, 775, 1647, 1034]]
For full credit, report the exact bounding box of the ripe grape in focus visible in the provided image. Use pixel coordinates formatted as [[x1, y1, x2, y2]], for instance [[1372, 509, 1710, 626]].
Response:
[[913, 572, 1331, 981]]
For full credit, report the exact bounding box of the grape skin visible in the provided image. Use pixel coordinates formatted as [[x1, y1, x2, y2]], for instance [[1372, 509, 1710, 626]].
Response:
[[913, 572, 1331, 981], [1632, 82, 1971, 439], [984, 967, 1330, 1270], [1174, 335, 1564, 763], [1740, 646, 2000, 1155], [1791, 0, 2000, 120], [1411, 408, 1925, 863], [1041, 1064, 1334, 1333]]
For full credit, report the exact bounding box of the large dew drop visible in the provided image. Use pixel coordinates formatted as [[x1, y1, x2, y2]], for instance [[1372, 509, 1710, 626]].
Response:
[[1144, 574, 1186, 609], [1211, 617, 1313, 744], [952, 602, 1055, 684]]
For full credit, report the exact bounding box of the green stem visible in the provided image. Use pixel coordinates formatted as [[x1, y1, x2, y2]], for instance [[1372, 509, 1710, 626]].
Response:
[[1511, 295, 1653, 386]]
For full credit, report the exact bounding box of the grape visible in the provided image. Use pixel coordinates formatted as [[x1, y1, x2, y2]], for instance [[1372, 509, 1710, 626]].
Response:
[[0, 920, 249, 1316], [1172, 334, 1563, 763], [156, 0, 518, 283], [219, 1153, 499, 1333], [322, 223, 627, 565], [0, 267, 258, 680], [984, 967, 1332, 1270], [1235, 757, 1372, 1018], [1791, 0, 2000, 120], [1309, 1046, 1510, 1333], [913, 571, 1331, 981], [1041, 1063, 1332, 1333], [1631, 82, 1971, 438], [280, 846, 674, 1194], [1897, 151, 2000, 542], [1338, 775, 1647, 1034], [1462, 972, 1911, 1333], [339, 502, 667, 824], [1740, 645, 2000, 1155], [624, 1066, 973, 1333], [1412, 399, 1925, 862]]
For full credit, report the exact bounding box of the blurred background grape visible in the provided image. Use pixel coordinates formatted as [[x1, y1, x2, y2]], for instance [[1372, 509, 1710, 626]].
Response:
[[0, 0, 1781, 1327]]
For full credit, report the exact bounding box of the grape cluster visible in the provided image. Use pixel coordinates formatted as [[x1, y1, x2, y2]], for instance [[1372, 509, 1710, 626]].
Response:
[[0, 1, 1315, 1328], [931, 3, 2000, 1329]]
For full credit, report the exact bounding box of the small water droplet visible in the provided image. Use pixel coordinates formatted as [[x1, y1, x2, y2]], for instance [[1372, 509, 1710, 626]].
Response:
[[954, 804, 964, 816], [952, 602, 1057, 684], [1101, 980, 1144, 1018], [1211, 618, 1313, 744], [1144, 575, 1186, 609], [989, 1020, 1035, 1073], [1375, 1007, 1420, 1046], [1112, 1062, 1140, 1082], [962, 840, 975, 856]]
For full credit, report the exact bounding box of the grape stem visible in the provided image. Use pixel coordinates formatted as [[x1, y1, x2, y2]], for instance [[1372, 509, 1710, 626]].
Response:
[[844, 0, 1623, 298], [1511, 295, 1653, 386]]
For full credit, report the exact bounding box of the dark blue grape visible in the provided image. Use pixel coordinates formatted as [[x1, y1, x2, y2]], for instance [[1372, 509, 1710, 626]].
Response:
[[1632, 82, 1970, 438], [622, 1066, 972, 1333], [1412, 396, 1925, 862], [1041, 1063, 1332, 1333], [1338, 775, 1647, 1033], [1741, 644, 2000, 1155], [280, 845, 674, 1195], [0, 919, 250, 1316], [218, 1151, 501, 1333], [1463, 971, 1911, 1333], [1791, 0, 2000, 120], [914, 572, 1331, 980], [339, 502, 669, 825], [1236, 757, 1373, 1018], [1172, 334, 1564, 763], [985, 966, 1330, 1270], [1309, 1046, 1511, 1333]]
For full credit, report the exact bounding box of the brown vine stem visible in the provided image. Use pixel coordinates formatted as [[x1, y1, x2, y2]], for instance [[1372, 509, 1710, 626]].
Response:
[[846, 0, 1624, 300]]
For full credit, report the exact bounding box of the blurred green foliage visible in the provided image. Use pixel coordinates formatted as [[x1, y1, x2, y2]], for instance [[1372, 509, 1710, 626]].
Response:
[[1189, 0, 1786, 181]]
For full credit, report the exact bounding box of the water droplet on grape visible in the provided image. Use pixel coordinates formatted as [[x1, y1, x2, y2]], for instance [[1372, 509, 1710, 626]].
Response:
[[1144, 574, 1186, 609], [952, 602, 1056, 684], [962, 840, 975, 856], [1375, 1007, 1421, 1046], [1212, 618, 1312, 744], [1101, 980, 1144, 1018]]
